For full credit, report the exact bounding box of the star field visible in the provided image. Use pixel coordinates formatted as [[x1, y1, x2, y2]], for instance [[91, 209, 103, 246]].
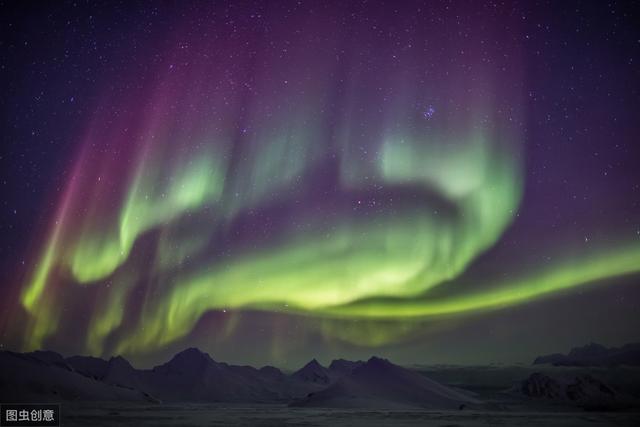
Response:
[[0, 0, 639, 368]]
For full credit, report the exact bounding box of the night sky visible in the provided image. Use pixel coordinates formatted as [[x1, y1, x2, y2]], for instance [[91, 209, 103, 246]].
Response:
[[1, 0, 639, 369]]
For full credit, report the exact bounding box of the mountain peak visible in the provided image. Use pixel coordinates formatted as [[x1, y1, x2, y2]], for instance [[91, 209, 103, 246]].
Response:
[[346, 356, 398, 378], [533, 342, 640, 367], [259, 365, 284, 379], [292, 355, 482, 409], [292, 358, 330, 384], [306, 358, 322, 368], [107, 355, 134, 370], [155, 347, 216, 375], [172, 347, 213, 362], [365, 356, 393, 368]]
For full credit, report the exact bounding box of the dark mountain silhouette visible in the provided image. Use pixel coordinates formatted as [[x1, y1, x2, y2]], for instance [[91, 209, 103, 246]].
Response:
[[66, 355, 109, 379], [291, 358, 332, 384], [258, 365, 286, 380], [15, 347, 637, 410], [520, 372, 565, 399], [26, 350, 67, 365], [121, 348, 289, 402], [102, 355, 145, 391], [328, 358, 364, 376], [1, 348, 486, 409], [533, 342, 640, 367], [0, 351, 156, 403], [519, 372, 635, 410], [291, 356, 482, 409], [1, 347, 331, 403]]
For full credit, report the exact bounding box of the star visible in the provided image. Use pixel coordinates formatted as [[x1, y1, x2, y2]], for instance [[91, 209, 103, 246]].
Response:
[[423, 105, 435, 119]]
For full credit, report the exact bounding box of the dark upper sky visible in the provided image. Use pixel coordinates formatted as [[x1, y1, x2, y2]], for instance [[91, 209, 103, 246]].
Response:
[[0, 0, 639, 369]]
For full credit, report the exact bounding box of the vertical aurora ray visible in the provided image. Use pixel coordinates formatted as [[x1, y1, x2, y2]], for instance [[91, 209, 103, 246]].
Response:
[[85, 268, 136, 355], [69, 144, 228, 283], [20, 146, 89, 349]]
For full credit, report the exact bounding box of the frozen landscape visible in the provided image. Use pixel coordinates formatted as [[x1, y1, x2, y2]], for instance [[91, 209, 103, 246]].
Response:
[[1, 343, 639, 426]]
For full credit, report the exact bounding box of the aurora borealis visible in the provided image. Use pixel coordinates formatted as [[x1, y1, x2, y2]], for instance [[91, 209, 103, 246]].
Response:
[[1, 1, 639, 367]]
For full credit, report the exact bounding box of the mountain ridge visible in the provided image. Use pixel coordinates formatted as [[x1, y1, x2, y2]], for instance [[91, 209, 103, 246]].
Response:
[[533, 342, 640, 367], [0, 348, 479, 408]]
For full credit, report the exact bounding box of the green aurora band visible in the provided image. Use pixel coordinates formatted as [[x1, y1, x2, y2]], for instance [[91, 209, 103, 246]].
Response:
[[14, 22, 640, 357], [18, 121, 640, 355]]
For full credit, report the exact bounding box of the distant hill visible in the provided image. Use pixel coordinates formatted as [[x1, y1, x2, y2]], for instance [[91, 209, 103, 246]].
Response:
[[0, 351, 156, 403], [533, 343, 640, 367], [518, 372, 637, 410], [290, 357, 482, 409], [291, 358, 332, 385]]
